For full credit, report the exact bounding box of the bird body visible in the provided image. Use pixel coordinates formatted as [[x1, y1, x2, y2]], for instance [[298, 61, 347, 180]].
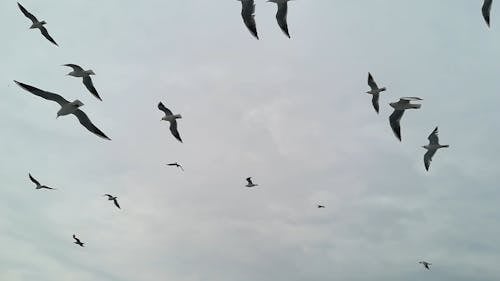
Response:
[[422, 127, 449, 171], [317, 205, 325, 208], [419, 261, 431, 270], [30, 20, 46, 29], [72, 234, 84, 247], [245, 177, 258, 187], [57, 100, 84, 117]]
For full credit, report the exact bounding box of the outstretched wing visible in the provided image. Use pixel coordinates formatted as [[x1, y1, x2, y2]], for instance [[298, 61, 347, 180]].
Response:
[[169, 120, 183, 143], [28, 173, 40, 186], [276, 2, 290, 38], [39, 26, 58, 46], [483, 0, 493, 27], [158, 102, 173, 116], [14, 80, 68, 106], [424, 149, 437, 171], [17, 2, 38, 23], [63, 64, 84, 72], [371, 93, 380, 114], [428, 127, 439, 145], [368, 72, 378, 90], [246, 177, 253, 185], [113, 198, 121, 209], [241, 0, 259, 39], [83, 76, 102, 101], [72, 110, 111, 140], [389, 109, 405, 141]]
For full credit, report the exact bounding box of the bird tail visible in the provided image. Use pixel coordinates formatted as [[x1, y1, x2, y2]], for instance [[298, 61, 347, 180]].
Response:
[[174, 114, 182, 119], [441, 145, 450, 148]]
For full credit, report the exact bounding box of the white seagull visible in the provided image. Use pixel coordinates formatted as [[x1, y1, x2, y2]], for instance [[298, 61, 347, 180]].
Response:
[[268, 0, 292, 38], [366, 72, 387, 114], [418, 261, 431, 270], [14, 81, 111, 140], [238, 0, 259, 39], [17, 2, 58, 46], [422, 127, 449, 171], [245, 177, 258, 187], [104, 194, 121, 209], [389, 97, 422, 141], [483, 0, 493, 27], [29, 173, 56, 190], [158, 102, 182, 143], [63, 64, 102, 101]]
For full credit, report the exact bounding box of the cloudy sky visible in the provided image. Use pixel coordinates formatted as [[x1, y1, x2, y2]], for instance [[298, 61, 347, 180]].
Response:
[[1, 1, 500, 280]]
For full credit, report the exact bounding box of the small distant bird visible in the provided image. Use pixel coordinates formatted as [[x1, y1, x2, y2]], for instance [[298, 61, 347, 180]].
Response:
[[389, 97, 422, 141], [167, 162, 184, 171], [366, 72, 387, 114], [418, 261, 431, 270], [17, 2, 58, 46], [483, 0, 493, 27], [72, 234, 84, 247], [14, 81, 111, 140], [63, 64, 101, 101], [245, 177, 258, 187], [28, 173, 55, 190], [158, 102, 182, 143], [238, 0, 259, 39], [422, 127, 449, 171], [317, 205, 325, 208], [268, 0, 292, 38], [104, 194, 121, 209]]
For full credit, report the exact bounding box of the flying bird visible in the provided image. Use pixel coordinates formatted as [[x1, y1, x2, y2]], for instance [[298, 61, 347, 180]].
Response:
[[14, 81, 111, 140], [388, 97, 422, 141], [268, 0, 292, 38], [17, 2, 58, 46], [419, 261, 431, 270], [245, 177, 258, 187], [158, 102, 182, 143], [104, 194, 121, 209], [483, 0, 493, 27], [28, 173, 56, 190], [317, 205, 325, 208], [422, 127, 449, 171], [365, 72, 387, 114], [63, 64, 101, 101], [167, 162, 184, 171], [238, 0, 259, 39], [72, 235, 84, 247]]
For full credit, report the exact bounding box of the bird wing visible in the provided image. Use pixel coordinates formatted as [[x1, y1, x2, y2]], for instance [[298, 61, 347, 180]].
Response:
[[241, 0, 259, 39], [41, 186, 55, 190], [104, 194, 112, 199], [28, 173, 40, 186], [14, 80, 69, 106], [276, 2, 290, 38], [17, 2, 38, 23], [39, 26, 58, 46], [63, 64, 84, 72], [371, 93, 380, 114], [424, 149, 437, 171], [169, 120, 183, 143], [389, 109, 405, 141], [367, 72, 378, 90], [428, 127, 439, 145], [158, 102, 173, 116], [401, 97, 422, 102], [113, 198, 121, 209], [72, 109, 111, 140], [72, 235, 80, 243], [483, 0, 493, 27], [246, 177, 253, 185], [83, 76, 102, 101]]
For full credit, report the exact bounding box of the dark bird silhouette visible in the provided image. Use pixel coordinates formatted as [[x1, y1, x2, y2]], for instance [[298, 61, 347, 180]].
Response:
[[422, 127, 449, 171], [104, 194, 121, 209], [365, 72, 386, 114], [63, 64, 101, 101], [29, 173, 56, 190], [167, 162, 184, 171], [388, 97, 422, 141], [317, 205, 325, 208], [245, 177, 258, 187], [158, 102, 182, 143], [483, 0, 493, 27], [17, 2, 58, 46], [419, 261, 431, 270], [72, 234, 84, 247], [268, 0, 292, 38], [238, 0, 259, 39]]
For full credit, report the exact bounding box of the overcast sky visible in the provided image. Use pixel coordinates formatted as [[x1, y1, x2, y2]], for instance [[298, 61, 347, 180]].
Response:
[[1, 1, 500, 281]]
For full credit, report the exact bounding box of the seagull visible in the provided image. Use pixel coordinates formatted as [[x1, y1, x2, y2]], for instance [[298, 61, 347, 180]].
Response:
[[238, 0, 259, 39], [72, 234, 84, 247], [14, 81, 111, 140], [366, 72, 387, 114], [317, 204, 325, 208], [104, 194, 121, 209], [245, 177, 258, 187], [167, 162, 184, 171], [483, 0, 493, 27], [418, 261, 431, 270], [158, 102, 182, 143], [63, 64, 101, 101], [28, 173, 56, 190], [422, 127, 449, 171], [17, 2, 58, 46], [388, 97, 422, 141], [268, 0, 292, 38]]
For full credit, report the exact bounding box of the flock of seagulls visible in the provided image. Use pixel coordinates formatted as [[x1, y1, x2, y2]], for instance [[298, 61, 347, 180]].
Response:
[[7, 0, 495, 275], [238, 0, 292, 39]]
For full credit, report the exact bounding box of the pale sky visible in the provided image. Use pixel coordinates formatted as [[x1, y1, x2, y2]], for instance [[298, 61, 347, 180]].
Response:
[[1, 1, 500, 281]]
